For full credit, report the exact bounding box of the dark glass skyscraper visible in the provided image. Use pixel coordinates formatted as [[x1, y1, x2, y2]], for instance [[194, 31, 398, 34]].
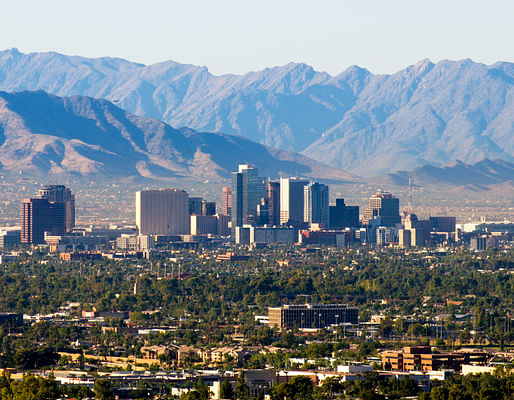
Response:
[[266, 180, 280, 226], [329, 199, 359, 229], [304, 183, 329, 226], [188, 197, 203, 215], [37, 185, 75, 232], [231, 164, 265, 228]]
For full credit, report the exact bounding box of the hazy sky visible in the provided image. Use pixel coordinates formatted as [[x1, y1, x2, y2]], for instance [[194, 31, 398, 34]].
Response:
[[1, 0, 513, 75]]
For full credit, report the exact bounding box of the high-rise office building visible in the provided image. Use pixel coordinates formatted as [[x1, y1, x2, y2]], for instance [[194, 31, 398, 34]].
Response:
[[304, 183, 329, 227], [202, 200, 216, 216], [362, 191, 400, 227], [188, 197, 203, 215], [21, 198, 51, 244], [398, 229, 411, 248], [37, 185, 75, 232], [136, 189, 189, 235], [430, 216, 456, 233], [221, 187, 232, 216], [329, 199, 359, 229], [190, 215, 218, 235], [280, 177, 309, 226], [21, 185, 75, 245], [231, 172, 243, 227], [376, 226, 396, 246], [266, 181, 280, 226], [231, 164, 265, 227], [256, 197, 270, 225]]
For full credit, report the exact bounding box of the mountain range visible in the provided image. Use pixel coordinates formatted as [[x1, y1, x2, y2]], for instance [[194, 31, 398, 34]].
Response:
[[0, 49, 513, 176], [0, 90, 357, 182], [373, 158, 514, 187]]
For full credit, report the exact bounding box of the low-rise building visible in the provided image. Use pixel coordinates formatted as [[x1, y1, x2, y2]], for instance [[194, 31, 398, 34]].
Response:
[[0, 228, 20, 249], [268, 304, 358, 330], [116, 234, 155, 251], [382, 346, 489, 372]]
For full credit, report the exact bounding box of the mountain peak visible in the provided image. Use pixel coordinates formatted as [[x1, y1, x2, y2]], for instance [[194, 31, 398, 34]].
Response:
[[0, 50, 513, 176], [413, 58, 434, 73]]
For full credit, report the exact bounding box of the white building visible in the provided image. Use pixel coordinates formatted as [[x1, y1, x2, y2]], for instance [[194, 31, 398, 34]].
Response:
[[136, 189, 189, 235], [116, 234, 155, 251], [280, 177, 309, 225]]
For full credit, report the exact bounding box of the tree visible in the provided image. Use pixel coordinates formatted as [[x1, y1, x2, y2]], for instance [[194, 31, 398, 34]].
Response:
[[220, 379, 234, 399], [61, 384, 95, 400], [193, 377, 211, 400], [94, 378, 114, 400], [269, 376, 315, 400], [285, 376, 314, 400], [13, 347, 60, 370], [313, 376, 344, 400], [430, 386, 448, 400], [10, 374, 60, 400], [447, 384, 470, 400], [407, 323, 424, 338], [181, 378, 211, 400], [236, 371, 249, 400]]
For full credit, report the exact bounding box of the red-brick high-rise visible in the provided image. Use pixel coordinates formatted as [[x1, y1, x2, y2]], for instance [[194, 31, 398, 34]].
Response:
[[20, 185, 75, 245], [21, 198, 51, 244]]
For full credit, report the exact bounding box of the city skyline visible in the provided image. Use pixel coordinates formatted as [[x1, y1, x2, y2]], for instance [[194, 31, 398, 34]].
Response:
[[0, 1, 512, 396]]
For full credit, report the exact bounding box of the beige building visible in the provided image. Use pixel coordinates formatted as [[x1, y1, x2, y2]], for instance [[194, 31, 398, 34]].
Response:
[[280, 177, 309, 225], [382, 346, 488, 372], [136, 189, 189, 235], [398, 229, 411, 248]]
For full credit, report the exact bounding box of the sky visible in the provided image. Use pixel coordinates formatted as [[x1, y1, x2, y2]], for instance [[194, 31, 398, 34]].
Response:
[[1, 0, 513, 76]]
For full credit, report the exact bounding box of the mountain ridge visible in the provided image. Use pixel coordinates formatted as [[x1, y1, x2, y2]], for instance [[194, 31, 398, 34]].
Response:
[[1, 49, 513, 176], [0, 90, 358, 183], [372, 158, 514, 187]]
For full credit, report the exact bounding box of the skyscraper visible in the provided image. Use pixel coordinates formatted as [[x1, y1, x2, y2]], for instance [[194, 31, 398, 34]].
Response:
[[231, 172, 244, 227], [202, 200, 216, 216], [136, 189, 189, 235], [362, 191, 400, 227], [21, 198, 51, 244], [231, 164, 265, 227], [37, 185, 75, 233], [280, 177, 309, 226], [188, 197, 203, 215], [21, 185, 75, 245], [304, 183, 329, 227], [266, 181, 281, 226], [329, 199, 359, 229], [256, 197, 270, 225], [221, 187, 232, 216]]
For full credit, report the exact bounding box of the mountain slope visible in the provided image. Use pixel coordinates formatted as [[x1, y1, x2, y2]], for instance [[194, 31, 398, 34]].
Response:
[[1, 49, 513, 175], [305, 59, 514, 175], [0, 90, 358, 182]]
